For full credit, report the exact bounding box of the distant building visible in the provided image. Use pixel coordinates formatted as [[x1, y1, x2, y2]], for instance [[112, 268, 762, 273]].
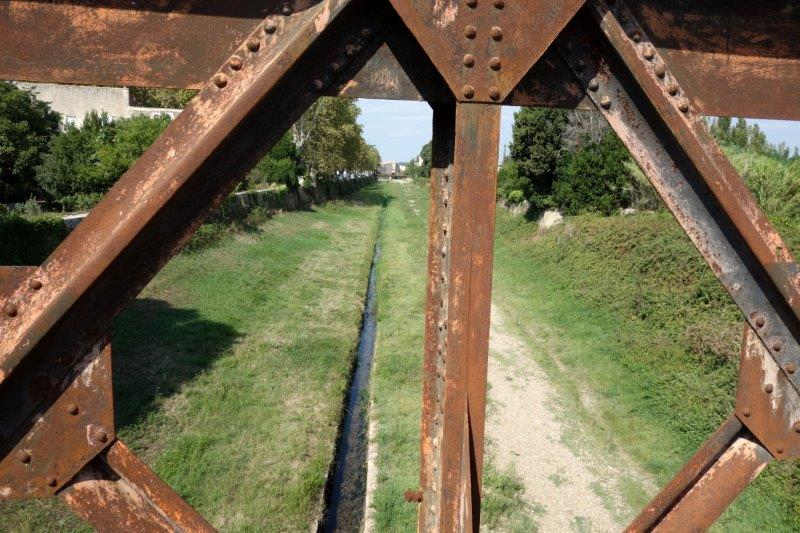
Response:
[[378, 161, 403, 178], [13, 82, 181, 127]]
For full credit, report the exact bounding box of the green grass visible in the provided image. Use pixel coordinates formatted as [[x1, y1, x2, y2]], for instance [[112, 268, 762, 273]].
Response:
[[0, 186, 385, 531], [491, 207, 800, 531]]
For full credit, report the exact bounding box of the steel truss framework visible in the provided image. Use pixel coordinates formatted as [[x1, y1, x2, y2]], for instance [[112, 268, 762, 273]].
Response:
[[1, 0, 799, 530]]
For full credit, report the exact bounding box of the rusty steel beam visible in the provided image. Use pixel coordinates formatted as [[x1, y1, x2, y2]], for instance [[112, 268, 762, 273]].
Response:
[[61, 440, 215, 532], [0, 0, 390, 474], [418, 102, 500, 531], [651, 437, 772, 532], [3, 1, 800, 117], [625, 416, 744, 532]]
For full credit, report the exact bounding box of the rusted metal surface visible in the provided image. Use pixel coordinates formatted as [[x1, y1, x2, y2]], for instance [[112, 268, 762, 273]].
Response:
[[389, 0, 584, 103], [418, 102, 500, 531], [737, 325, 800, 459], [652, 437, 772, 532], [61, 440, 215, 532], [0, 338, 113, 498], [625, 415, 743, 532]]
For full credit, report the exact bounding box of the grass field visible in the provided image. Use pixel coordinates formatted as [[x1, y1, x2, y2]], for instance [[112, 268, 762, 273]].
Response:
[[491, 209, 800, 531], [1, 187, 384, 532]]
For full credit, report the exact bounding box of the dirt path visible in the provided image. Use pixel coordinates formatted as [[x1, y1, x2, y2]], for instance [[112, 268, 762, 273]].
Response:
[[486, 304, 656, 532]]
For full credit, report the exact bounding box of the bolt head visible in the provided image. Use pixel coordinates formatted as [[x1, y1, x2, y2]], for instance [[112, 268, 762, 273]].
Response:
[[29, 279, 43, 290], [632, 31, 642, 43], [17, 450, 31, 464], [786, 362, 797, 374], [67, 403, 79, 415], [772, 339, 784, 352], [489, 57, 501, 70], [312, 79, 325, 91], [489, 87, 501, 101], [777, 447, 784, 454], [229, 56, 243, 71], [667, 83, 678, 95], [466, 0, 477, 7], [281, 3, 292, 15], [264, 20, 277, 34], [48, 477, 58, 487], [600, 95, 612, 109], [754, 314, 766, 328], [654, 62, 666, 78], [765, 384, 774, 393], [643, 45, 655, 60], [491, 26, 503, 41], [743, 408, 751, 417], [212, 73, 228, 88], [4, 302, 18, 317], [464, 25, 477, 39], [247, 38, 261, 52], [793, 421, 800, 433], [462, 85, 475, 99], [494, 0, 505, 7], [678, 99, 690, 113], [463, 54, 475, 67], [361, 28, 372, 38], [92, 427, 109, 444], [588, 79, 599, 91]]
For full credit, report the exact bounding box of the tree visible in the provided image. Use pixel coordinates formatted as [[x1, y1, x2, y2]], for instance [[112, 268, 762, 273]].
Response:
[[0, 82, 61, 202], [247, 132, 302, 189], [128, 88, 196, 109], [36, 113, 170, 210], [507, 107, 568, 210], [730, 118, 748, 148], [554, 130, 632, 215]]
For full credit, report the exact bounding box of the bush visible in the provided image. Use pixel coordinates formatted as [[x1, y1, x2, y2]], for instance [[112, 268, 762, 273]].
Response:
[[0, 212, 68, 265], [0, 82, 61, 203], [36, 113, 170, 210]]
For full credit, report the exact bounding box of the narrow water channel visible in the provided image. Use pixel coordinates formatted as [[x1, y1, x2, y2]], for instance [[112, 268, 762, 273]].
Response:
[[321, 241, 380, 532]]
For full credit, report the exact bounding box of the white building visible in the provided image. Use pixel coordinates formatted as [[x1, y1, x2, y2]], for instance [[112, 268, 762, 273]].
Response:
[[14, 82, 182, 127]]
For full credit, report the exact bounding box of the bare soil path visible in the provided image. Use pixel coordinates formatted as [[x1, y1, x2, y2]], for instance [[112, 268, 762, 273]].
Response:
[[486, 304, 657, 532]]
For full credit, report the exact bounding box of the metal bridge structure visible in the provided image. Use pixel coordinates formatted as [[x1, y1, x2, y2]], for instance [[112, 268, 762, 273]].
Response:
[[1, 0, 800, 530]]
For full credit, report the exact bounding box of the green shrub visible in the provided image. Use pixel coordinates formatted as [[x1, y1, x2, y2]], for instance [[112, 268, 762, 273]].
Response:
[[0, 82, 61, 203], [0, 212, 68, 265]]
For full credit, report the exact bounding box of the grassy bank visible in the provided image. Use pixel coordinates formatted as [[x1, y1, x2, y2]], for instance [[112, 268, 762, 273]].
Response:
[[369, 181, 531, 531], [1, 186, 384, 531], [492, 208, 800, 531]]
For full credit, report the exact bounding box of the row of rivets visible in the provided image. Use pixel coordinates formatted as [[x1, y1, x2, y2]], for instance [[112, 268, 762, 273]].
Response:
[[3, 277, 44, 319], [630, 30, 691, 114], [461, 0, 504, 100], [312, 28, 375, 93]]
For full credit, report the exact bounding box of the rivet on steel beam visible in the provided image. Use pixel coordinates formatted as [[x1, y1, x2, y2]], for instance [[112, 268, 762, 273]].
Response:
[[491, 26, 503, 41], [48, 477, 58, 487], [794, 421, 800, 433], [312, 79, 325, 91], [264, 20, 277, 34], [667, 82, 678, 96], [743, 408, 751, 417], [754, 314, 766, 329], [489, 57, 501, 70], [654, 62, 666, 78], [247, 38, 261, 52], [466, 0, 477, 7], [361, 28, 373, 38], [678, 99, 690, 113], [465, 25, 477, 39], [18, 450, 31, 464], [213, 73, 228, 88], [4, 302, 18, 317], [29, 279, 43, 290], [643, 45, 655, 60], [229, 56, 243, 71], [463, 85, 475, 99], [765, 383, 774, 394], [489, 87, 501, 101], [92, 427, 109, 444], [67, 403, 79, 415], [786, 362, 797, 374], [494, 0, 505, 8], [330, 62, 341, 72], [772, 339, 784, 352], [777, 447, 784, 454], [281, 3, 292, 15], [600, 95, 611, 109], [588, 79, 599, 91], [631, 31, 641, 43], [463, 54, 475, 67]]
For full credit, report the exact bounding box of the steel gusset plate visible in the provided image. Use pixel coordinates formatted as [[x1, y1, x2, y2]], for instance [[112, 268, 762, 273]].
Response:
[[556, 6, 800, 402], [0, 339, 114, 498]]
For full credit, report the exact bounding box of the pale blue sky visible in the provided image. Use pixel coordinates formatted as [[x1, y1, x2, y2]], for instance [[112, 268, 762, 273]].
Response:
[[357, 99, 800, 164]]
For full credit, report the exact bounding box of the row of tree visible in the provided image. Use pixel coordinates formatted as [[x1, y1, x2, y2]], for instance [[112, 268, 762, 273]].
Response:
[[0, 83, 380, 209]]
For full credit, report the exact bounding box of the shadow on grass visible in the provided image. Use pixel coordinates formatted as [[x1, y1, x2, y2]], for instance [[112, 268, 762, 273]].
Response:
[[112, 298, 242, 431]]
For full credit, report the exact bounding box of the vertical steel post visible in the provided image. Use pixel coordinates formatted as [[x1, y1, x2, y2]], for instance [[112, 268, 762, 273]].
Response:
[[419, 102, 500, 532]]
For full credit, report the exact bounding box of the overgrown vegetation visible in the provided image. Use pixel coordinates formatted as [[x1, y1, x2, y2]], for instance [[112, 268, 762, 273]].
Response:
[[0, 186, 385, 531]]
